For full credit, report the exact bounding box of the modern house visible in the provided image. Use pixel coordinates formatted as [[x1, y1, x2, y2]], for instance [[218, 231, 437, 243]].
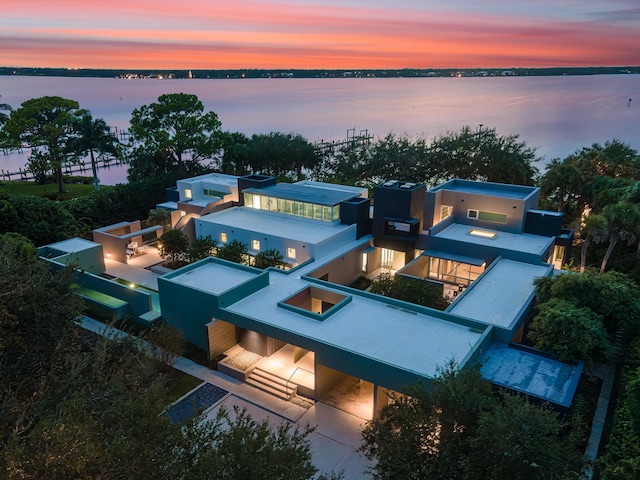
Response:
[[40, 174, 581, 417]]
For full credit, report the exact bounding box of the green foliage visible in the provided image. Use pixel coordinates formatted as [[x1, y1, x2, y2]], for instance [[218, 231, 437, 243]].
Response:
[[219, 131, 251, 175], [127, 93, 222, 181], [254, 248, 286, 269], [147, 207, 172, 229], [361, 361, 586, 480], [0, 245, 335, 479], [159, 229, 190, 266], [245, 132, 319, 180], [68, 112, 120, 191], [0, 192, 86, 245], [599, 201, 640, 273], [216, 239, 249, 265], [539, 140, 640, 223], [64, 171, 185, 230], [313, 127, 538, 188], [529, 298, 610, 361], [189, 235, 217, 263], [369, 272, 450, 310], [535, 270, 640, 335], [1, 96, 83, 193], [598, 338, 640, 479]]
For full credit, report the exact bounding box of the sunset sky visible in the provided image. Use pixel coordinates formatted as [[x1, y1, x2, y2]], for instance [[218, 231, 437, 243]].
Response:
[[1, 0, 639, 70]]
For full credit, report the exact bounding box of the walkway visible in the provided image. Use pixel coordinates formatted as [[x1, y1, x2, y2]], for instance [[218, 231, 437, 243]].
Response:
[[79, 316, 373, 479]]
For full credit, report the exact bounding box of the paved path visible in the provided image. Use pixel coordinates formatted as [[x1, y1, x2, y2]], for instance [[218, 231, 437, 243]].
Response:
[[79, 316, 372, 479]]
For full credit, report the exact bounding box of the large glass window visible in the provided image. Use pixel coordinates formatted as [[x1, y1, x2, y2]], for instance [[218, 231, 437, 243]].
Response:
[[427, 257, 485, 286], [244, 192, 338, 222], [468, 209, 507, 224]]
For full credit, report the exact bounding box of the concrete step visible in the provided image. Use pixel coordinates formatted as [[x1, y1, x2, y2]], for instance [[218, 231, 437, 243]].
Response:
[[247, 367, 297, 400]]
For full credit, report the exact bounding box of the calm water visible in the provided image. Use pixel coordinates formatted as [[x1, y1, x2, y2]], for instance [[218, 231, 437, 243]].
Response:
[[1, 74, 639, 185]]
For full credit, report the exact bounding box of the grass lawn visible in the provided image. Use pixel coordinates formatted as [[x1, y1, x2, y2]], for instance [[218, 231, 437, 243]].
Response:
[[166, 370, 204, 401], [0, 180, 97, 199]]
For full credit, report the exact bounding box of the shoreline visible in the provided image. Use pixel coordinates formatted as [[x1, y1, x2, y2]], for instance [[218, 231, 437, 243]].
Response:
[[2, 66, 638, 80]]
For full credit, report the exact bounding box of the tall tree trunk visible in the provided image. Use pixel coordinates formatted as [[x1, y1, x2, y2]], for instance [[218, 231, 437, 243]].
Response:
[[600, 234, 618, 273], [55, 163, 64, 194], [580, 236, 591, 273], [89, 148, 99, 191]]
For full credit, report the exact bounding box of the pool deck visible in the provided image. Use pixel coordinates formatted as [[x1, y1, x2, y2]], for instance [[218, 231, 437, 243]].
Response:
[[80, 316, 372, 479]]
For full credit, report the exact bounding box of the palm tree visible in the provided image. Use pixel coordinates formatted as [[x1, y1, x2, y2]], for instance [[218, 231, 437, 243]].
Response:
[[600, 201, 640, 273], [579, 213, 607, 273], [69, 113, 119, 191], [0, 101, 12, 126]]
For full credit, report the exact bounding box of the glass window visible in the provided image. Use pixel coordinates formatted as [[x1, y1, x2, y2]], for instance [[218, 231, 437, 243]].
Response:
[[333, 205, 340, 221], [244, 193, 253, 207], [184, 188, 192, 200], [478, 211, 507, 223], [252, 194, 261, 210], [323, 206, 332, 222], [284, 200, 293, 215], [304, 203, 314, 218], [220, 232, 228, 243], [286, 247, 296, 259], [314, 204, 323, 220], [252, 239, 260, 251]]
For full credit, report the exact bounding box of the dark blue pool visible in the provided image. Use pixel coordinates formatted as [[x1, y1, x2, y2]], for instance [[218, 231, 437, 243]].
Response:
[[166, 383, 228, 424]]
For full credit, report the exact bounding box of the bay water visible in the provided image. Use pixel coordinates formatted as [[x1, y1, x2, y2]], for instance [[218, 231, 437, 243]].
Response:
[[1, 74, 638, 185]]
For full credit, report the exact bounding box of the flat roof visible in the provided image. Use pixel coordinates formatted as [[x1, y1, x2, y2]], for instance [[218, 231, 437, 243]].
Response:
[[448, 259, 551, 330], [244, 183, 357, 206], [480, 343, 583, 407], [47, 238, 100, 253], [433, 223, 553, 257], [178, 173, 239, 187], [169, 261, 259, 295], [421, 249, 485, 266], [431, 179, 537, 200], [226, 271, 485, 379], [198, 207, 352, 245]]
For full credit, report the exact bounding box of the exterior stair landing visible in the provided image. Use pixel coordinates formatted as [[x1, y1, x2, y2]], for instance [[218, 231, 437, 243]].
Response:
[[247, 367, 297, 400]]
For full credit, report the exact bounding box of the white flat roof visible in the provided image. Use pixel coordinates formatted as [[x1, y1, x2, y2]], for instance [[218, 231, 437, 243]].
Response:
[[432, 179, 536, 200], [48, 238, 99, 253], [178, 173, 239, 187], [170, 261, 259, 295], [227, 271, 484, 378], [434, 223, 553, 256], [449, 259, 550, 329], [198, 207, 352, 244]]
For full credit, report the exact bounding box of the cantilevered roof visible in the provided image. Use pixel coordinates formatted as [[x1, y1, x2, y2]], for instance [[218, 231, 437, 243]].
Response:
[[421, 249, 485, 266], [480, 343, 583, 408], [448, 258, 551, 330], [431, 178, 537, 200], [244, 183, 357, 206], [198, 207, 352, 244]]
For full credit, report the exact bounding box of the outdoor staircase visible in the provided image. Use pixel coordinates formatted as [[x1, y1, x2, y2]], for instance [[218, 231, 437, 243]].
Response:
[[247, 366, 297, 400]]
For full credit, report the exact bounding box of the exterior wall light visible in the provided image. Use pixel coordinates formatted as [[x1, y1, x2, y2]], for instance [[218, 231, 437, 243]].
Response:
[[469, 229, 497, 239]]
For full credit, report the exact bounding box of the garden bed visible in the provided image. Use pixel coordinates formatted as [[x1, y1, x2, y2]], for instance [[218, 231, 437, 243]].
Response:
[[217, 350, 263, 381]]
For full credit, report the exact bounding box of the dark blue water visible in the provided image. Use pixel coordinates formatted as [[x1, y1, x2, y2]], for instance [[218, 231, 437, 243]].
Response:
[[165, 382, 228, 423]]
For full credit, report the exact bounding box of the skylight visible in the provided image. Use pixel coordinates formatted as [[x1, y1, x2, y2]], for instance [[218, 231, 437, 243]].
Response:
[[469, 229, 497, 239]]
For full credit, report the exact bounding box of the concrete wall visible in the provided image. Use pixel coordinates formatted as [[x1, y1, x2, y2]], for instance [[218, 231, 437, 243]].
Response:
[[196, 219, 315, 265], [45, 243, 105, 275], [158, 277, 219, 351], [315, 363, 348, 398], [307, 244, 366, 286]]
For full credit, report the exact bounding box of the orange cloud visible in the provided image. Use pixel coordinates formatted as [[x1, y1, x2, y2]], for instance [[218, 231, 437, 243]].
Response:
[[1, 1, 639, 69]]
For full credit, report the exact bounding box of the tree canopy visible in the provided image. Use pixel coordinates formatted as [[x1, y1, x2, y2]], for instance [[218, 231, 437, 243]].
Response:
[[369, 272, 451, 310], [360, 362, 587, 480], [1, 96, 83, 193], [127, 93, 222, 181], [68, 112, 120, 191]]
